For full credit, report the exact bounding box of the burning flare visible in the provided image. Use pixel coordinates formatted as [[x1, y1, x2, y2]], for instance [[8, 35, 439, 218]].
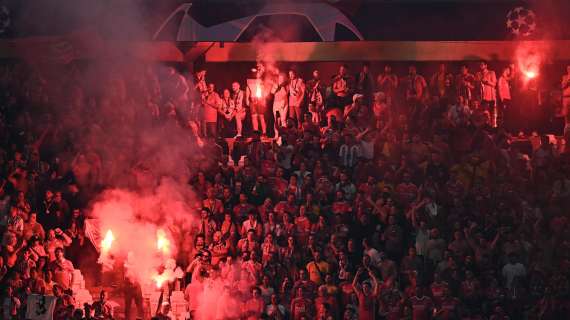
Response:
[[255, 84, 262, 99], [152, 259, 183, 288], [515, 43, 544, 84], [153, 272, 169, 289], [156, 229, 171, 255], [101, 230, 115, 254], [98, 229, 116, 268], [523, 70, 537, 79]]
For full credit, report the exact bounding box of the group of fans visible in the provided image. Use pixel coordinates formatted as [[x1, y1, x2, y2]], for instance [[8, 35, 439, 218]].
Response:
[[192, 61, 569, 141], [0, 58, 569, 320]]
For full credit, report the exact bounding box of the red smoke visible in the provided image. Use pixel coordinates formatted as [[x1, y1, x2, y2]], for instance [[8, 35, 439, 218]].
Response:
[[92, 178, 196, 288], [515, 41, 549, 85]]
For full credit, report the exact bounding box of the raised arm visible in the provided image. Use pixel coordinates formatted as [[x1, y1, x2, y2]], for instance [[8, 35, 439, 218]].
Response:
[[369, 269, 380, 297], [352, 268, 363, 294]]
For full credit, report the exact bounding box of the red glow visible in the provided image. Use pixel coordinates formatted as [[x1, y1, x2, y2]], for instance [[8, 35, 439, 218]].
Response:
[[101, 229, 115, 254], [515, 43, 544, 85], [156, 229, 171, 255], [93, 186, 194, 288], [524, 70, 537, 79]]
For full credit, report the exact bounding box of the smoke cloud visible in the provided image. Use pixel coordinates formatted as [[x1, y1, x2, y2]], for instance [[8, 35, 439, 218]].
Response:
[[12, 0, 210, 298]]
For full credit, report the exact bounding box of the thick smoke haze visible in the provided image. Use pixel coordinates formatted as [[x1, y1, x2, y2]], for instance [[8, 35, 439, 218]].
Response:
[[13, 2, 262, 317], [12, 0, 212, 296]]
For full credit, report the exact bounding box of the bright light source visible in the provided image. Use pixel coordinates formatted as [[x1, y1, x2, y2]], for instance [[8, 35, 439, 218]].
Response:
[[101, 230, 115, 254], [524, 71, 537, 79], [156, 229, 171, 255]]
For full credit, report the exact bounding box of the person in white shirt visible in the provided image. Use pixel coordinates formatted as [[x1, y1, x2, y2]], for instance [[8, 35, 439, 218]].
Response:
[[231, 82, 246, 137], [497, 66, 512, 128], [561, 65, 570, 135], [339, 134, 361, 169], [478, 61, 497, 126], [447, 96, 472, 127], [271, 73, 289, 137], [265, 294, 286, 319], [219, 89, 236, 137], [5, 206, 23, 237], [502, 253, 526, 290], [362, 238, 382, 270], [356, 128, 375, 161], [2, 286, 20, 320]]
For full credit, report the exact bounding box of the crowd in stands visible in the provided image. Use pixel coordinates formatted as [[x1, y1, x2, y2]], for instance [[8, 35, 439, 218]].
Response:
[[0, 59, 569, 320]]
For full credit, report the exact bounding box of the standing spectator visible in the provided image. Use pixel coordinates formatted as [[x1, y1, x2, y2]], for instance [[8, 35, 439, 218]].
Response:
[[456, 65, 475, 107], [243, 287, 265, 320], [231, 82, 246, 137], [202, 187, 224, 222], [197, 208, 217, 245], [246, 67, 269, 137], [328, 65, 353, 121], [405, 65, 427, 114], [407, 286, 433, 320], [339, 134, 362, 169], [23, 212, 45, 241], [48, 247, 74, 289], [307, 70, 325, 124], [356, 62, 375, 107], [377, 65, 399, 106], [497, 67, 512, 129], [447, 96, 471, 128], [1, 286, 20, 320], [123, 278, 144, 320], [372, 92, 390, 129], [5, 206, 23, 237], [272, 73, 289, 137], [203, 83, 221, 138], [502, 253, 526, 290], [290, 287, 314, 320], [430, 63, 454, 99], [266, 293, 287, 319], [92, 290, 114, 319], [477, 61, 497, 127], [353, 267, 380, 320], [288, 69, 306, 128], [306, 250, 330, 286], [219, 88, 236, 137], [435, 287, 461, 320], [193, 69, 208, 125]]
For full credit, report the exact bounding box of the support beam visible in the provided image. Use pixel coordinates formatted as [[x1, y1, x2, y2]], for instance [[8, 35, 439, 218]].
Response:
[[204, 40, 570, 62]]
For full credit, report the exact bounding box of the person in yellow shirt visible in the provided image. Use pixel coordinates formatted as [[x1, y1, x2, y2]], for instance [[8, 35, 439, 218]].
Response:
[[306, 250, 330, 286]]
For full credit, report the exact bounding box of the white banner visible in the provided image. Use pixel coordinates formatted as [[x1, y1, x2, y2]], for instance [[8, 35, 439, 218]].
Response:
[[26, 294, 56, 320], [84, 219, 102, 252]]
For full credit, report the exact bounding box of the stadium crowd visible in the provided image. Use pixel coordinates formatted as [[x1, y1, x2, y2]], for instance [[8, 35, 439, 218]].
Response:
[[0, 59, 569, 320]]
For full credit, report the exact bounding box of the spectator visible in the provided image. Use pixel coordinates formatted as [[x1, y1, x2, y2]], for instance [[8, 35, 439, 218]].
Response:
[[288, 69, 306, 128], [48, 247, 74, 289], [477, 61, 497, 127], [92, 290, 113, 319], [0, 59, 568, 320]]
